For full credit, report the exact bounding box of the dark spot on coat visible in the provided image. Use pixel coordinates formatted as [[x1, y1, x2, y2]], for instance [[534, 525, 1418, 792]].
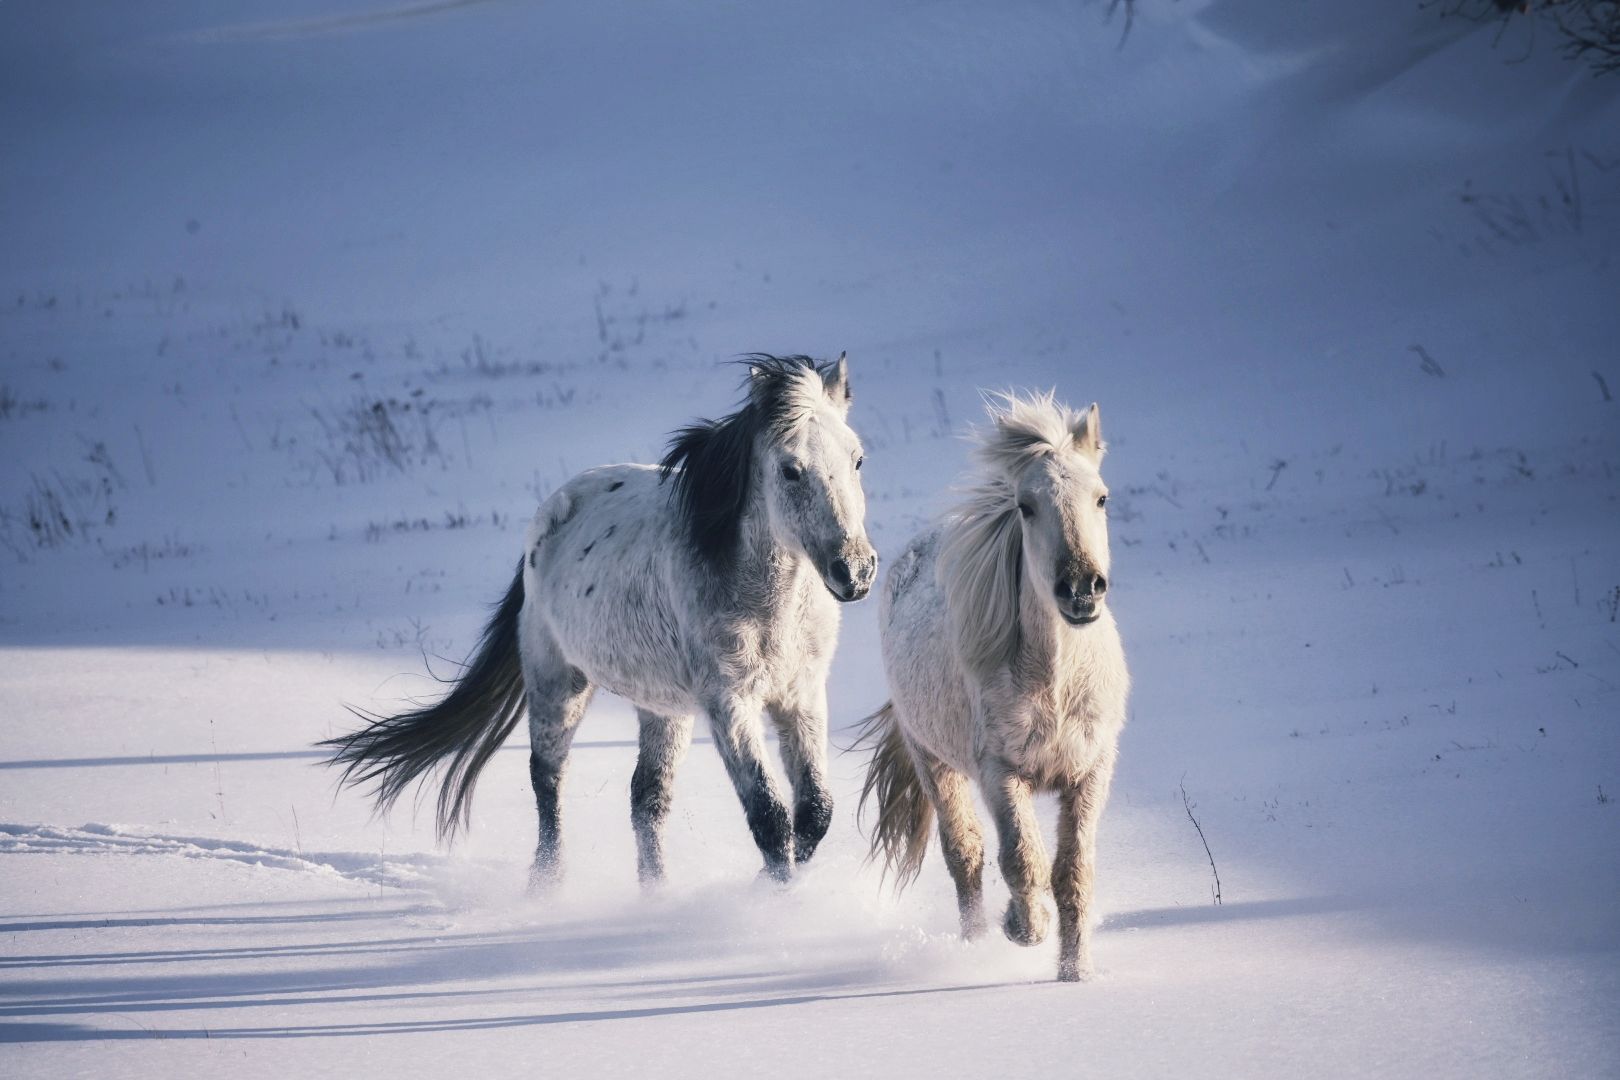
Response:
[[528, 549, 537, 569], [607, 480, 624, 492], [584, 584, 595, 597], [580, 526, 614, 561]]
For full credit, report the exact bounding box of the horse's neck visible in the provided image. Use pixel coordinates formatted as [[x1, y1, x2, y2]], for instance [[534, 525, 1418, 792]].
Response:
[[719, 500, 812, 621], [1013, 572, 1084, 691]]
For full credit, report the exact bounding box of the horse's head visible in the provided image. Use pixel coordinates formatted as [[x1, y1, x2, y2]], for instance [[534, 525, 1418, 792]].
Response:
[[758, 353, 877, 602], [660, 353, 876, 602], [1008, 400, 1110, 626], [938, 392, 1113, 676]]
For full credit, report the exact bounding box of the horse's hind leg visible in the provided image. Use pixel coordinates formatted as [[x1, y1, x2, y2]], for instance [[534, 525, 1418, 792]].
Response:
[[911, 748, 987, 940], [765, 693, 833, 864], [631, 708, 694, 885], [704, 695, 793, 881], [526, 649, 594, 890]]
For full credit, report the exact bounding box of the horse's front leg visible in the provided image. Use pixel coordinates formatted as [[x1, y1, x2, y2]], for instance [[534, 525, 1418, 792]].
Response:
[[766, 689, 833, 865], [1054, 754, 1116, 981], [978, 756, 1051, 946], [705, 694, 794, 881]]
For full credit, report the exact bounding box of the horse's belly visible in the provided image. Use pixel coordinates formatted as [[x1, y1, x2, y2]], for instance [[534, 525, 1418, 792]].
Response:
[[900, 705, 978, 775], [882, 604, 978, 772], [523, 471, 702, 714], [547, 599, 696, 713]]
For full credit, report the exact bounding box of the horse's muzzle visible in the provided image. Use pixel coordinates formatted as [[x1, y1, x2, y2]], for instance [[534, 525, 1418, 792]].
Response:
[[1060, 606, 1101, 626], [1056, 595, 1103, 625], [1055, 572, 1106, 625], [825, 551, 877, 603]]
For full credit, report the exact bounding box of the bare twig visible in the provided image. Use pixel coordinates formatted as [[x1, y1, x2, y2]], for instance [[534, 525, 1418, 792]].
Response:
[[209, 718, 226, 822], [1426, 1, 1620, 75], [1180, 775, 1222, 906], [931, 388, 951, 438], [1107, 0, 1136, 48], [133, 424, 157, 485], [1411, 344, 1446, 377]]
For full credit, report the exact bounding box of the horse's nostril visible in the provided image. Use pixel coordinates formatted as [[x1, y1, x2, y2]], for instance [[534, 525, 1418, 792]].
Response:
[[1058, 575, 1105, 602], [829, 558, 853, 587]]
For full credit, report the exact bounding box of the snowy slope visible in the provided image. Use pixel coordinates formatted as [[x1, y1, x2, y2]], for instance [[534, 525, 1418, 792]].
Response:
[[2, 1, 1617, 1077]]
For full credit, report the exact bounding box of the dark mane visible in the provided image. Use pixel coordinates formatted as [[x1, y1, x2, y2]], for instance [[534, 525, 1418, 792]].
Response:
[[658, 354, 840, 566]]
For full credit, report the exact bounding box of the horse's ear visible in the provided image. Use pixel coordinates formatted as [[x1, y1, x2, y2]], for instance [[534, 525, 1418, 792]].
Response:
[[1074, 402, 1104, 461], [822, 352, 852, 414]]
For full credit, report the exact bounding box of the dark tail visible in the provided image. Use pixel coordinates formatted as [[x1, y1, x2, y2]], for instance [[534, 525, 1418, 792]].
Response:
[[320, 561, 527, 841], [854, 701, 933, 889]]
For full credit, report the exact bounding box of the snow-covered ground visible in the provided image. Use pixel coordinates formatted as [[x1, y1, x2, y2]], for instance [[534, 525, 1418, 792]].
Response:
[[2, 1, 1617, 1076]]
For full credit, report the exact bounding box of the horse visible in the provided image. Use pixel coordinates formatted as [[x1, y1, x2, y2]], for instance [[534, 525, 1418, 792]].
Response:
[[322, 354, 877, 885], [858, 390, 1128, 981]]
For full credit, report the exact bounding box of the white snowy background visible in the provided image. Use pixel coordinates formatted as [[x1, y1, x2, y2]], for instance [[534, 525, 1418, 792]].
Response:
[[1, 1, 1617, 1076]]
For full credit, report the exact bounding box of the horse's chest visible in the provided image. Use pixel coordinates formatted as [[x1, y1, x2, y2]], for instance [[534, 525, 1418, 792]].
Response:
[[715, 597, 833, 697], [999, 691, 1112, 785]]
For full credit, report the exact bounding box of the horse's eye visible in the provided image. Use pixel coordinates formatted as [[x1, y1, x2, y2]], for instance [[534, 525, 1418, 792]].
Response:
[[854, 456, 864, 471], [1097, 494, 1108, 509], [781, 463, 803, 482], [1017, 502, 1034, 519]]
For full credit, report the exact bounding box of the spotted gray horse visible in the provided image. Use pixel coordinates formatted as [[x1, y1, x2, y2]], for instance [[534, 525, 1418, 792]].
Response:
[[324, 354, 876, 884]]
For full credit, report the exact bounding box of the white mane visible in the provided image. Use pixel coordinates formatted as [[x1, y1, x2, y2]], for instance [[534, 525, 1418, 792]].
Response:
[[937, 391, 1102, 677]]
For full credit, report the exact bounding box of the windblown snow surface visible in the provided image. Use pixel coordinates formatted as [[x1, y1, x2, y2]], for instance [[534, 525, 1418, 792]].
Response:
[[2, 2, 1617, 1076]]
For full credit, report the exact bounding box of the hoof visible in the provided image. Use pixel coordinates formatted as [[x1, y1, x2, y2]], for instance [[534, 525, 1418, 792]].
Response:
[[758, 859, 794, 885], [1002, 898, 1049, 947], [1056, 956, 1094, 982], [635, 845, 666, 888], [960, 906, 989, 942], [527, 864, 562, 895], [792, 835, 822, 865]]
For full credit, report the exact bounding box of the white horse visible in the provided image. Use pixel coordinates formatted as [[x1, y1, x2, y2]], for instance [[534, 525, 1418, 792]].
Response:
[[860, 391, 1128, 980], [324, 354, 877, 884]]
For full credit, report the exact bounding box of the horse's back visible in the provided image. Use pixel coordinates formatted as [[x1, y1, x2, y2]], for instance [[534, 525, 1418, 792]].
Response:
[[521, 464, 693, 712], [524, 463, 668, 564], [879, 528, 977, 772]]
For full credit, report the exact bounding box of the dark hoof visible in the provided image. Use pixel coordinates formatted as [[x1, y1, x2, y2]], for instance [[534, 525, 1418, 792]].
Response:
[[1056, 956, 1093, 982], [792, 793, 833, 865], [528, 863, 562, 895], [792, 833, 823, 865], [1002, 899, 1049, 947]]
